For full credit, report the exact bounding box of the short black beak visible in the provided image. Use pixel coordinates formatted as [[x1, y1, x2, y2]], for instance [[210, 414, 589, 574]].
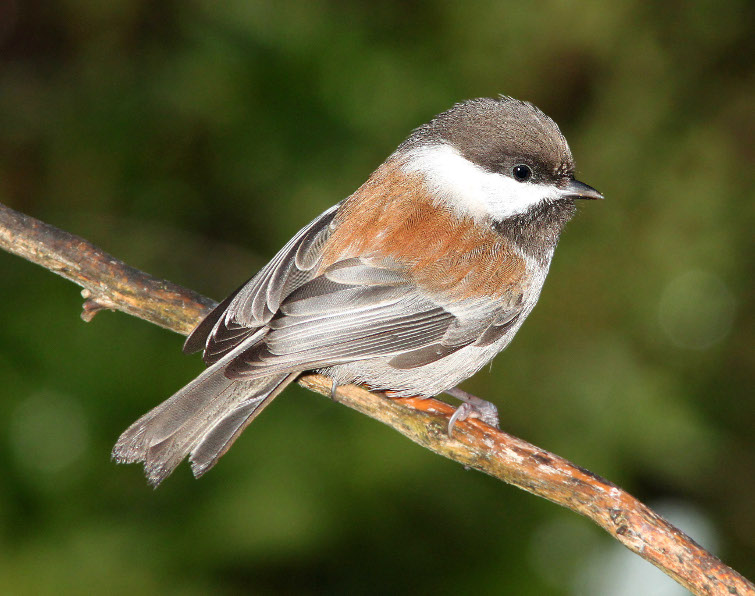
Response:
[[562, 178, 604, 200]]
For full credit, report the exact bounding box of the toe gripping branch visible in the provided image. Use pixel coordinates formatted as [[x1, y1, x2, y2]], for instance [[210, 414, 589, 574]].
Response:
[[445, 387, 500, 436]]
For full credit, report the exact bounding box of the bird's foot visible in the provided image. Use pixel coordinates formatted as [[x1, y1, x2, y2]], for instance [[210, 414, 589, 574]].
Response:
[[444, 387, 500, 436]]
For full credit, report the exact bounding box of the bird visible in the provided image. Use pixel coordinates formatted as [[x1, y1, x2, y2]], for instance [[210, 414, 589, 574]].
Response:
[[113, 96, 603, 486]]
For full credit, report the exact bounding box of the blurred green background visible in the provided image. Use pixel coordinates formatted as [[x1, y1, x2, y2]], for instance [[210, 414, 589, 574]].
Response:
[[0, 1, 752, 594]]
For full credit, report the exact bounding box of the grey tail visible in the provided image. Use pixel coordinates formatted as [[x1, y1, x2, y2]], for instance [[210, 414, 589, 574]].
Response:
[[112, 364, 298, 487]]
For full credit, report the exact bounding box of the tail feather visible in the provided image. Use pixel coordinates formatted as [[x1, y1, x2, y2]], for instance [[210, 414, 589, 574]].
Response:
[[112, 363, 296, 487], [189, 372, 298, 478]]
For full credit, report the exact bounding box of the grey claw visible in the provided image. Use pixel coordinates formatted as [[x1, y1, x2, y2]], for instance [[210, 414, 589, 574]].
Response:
[[448, 403, 473, 436]]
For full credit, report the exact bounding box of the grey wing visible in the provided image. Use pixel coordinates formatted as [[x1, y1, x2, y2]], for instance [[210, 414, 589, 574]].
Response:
[[184, 203, 341, 364], [224, 257, 523, 379]]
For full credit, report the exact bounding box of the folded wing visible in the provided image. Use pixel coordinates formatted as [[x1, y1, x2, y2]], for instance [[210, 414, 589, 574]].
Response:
[[223, 256, 522, 379], [184, 203, 341, 364]]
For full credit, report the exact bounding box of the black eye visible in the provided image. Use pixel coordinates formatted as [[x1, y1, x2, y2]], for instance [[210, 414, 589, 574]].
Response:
[[512, 164, 532, 181]]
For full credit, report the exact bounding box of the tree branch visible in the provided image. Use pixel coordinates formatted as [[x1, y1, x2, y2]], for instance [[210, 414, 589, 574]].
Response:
[[1, 202, 752, 596]]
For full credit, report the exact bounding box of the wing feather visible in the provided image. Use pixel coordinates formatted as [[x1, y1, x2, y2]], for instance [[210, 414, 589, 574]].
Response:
[[184, 204, 340, 365]]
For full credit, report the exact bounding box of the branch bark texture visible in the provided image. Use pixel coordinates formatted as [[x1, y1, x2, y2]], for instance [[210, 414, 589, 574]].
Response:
[[1, 201, 752, 596]]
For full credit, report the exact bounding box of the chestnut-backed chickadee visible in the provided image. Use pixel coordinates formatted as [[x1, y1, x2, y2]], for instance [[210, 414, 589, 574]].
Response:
[[114, 96, 603, 486]]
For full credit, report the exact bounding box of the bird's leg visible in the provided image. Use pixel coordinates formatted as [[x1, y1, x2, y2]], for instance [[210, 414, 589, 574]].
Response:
[[445, 387, 500, 436], [330, 378, 339, 401]]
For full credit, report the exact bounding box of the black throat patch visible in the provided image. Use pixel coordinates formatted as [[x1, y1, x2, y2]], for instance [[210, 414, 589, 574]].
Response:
[[492, 199, 577, 265]]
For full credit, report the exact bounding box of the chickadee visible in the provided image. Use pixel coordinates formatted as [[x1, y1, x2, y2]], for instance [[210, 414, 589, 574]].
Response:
[[114, 96, 602, 486]]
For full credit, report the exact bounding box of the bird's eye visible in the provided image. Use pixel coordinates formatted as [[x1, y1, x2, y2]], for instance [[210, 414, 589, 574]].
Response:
[[512, 164, 532, 181]]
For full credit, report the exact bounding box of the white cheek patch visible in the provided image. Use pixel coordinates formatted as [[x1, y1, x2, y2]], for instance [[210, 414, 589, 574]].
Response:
[[401, 144, 557, 221]]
